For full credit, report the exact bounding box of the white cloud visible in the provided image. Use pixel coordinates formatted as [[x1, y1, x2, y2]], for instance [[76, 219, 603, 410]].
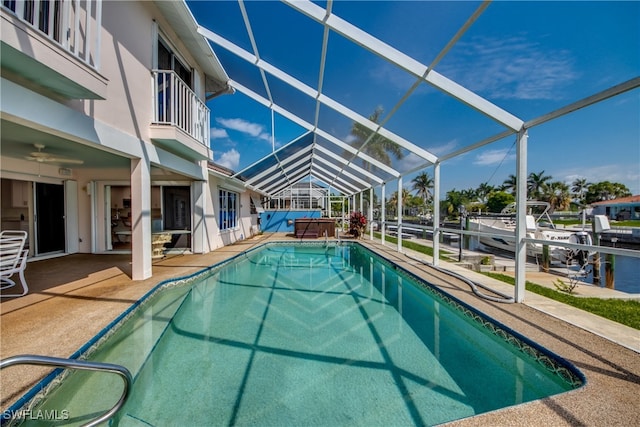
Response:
[[215, 148, 240, 170], [216, 117, 272, 143], [344, 134, 357, 144], [397, 152, 427, 171], [210, 128, 229, 139], [559, 164, 640, 195], [442, 35, 578, 100], [427, 139, 458, 156], [474, 148, 516, 166]]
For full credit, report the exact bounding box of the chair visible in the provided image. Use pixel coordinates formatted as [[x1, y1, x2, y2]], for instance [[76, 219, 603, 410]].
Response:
[[1, 230, 29, 297]]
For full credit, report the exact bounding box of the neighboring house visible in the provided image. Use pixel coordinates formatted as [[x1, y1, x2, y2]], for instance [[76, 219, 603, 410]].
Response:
[[0, 0, 261, 280], [590, 195, 640, 221]]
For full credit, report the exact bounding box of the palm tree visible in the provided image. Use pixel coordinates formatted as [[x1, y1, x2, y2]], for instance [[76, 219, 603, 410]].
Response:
[[501, 174, 517, 195], [527, 170, 553, 200], [545, 181, 572, 211], [348, 107, 404, 171], [411, 172, 433, 204], [571, 178, 590, 207], [387, 189, 411, 216], [475, 182, 495, 204]]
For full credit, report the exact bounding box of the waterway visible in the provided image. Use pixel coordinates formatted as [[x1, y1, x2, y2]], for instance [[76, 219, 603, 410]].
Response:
[[584, 255, 639, 294]]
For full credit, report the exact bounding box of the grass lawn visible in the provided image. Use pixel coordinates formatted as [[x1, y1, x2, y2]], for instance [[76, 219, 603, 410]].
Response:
[[484, 272, 640, 330]]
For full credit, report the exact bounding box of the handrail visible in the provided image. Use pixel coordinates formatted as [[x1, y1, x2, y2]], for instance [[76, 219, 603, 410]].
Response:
[[1, 354, 133, 427]]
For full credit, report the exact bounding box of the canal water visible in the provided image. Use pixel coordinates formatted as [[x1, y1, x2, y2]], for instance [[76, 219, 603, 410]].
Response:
[[584, 255, 639, 294], [464, 238, 639, 294]]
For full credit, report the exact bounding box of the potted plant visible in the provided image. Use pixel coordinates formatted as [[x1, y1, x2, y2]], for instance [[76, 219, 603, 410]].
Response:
[[349, 211, 367, 238]]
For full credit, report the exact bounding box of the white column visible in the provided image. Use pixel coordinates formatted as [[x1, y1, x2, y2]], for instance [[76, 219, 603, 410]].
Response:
[[397, 177, 403, 253], [515, 129, 528, 303], [192, 178, 206, 254], [381, 183, 386, 245], [131, 157, 152, 280], [433, 163, 441, 266]]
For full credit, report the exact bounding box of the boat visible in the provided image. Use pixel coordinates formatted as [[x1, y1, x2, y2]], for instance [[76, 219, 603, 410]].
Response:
[[468, 201, 592, 265]]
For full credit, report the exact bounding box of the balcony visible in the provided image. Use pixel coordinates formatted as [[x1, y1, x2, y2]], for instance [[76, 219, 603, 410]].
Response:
[[0, 0, 107, 99], [150, 70, 211, 161]]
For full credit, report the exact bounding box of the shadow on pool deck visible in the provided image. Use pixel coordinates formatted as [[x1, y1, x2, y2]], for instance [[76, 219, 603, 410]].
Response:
[[1, 233, 639, 426]]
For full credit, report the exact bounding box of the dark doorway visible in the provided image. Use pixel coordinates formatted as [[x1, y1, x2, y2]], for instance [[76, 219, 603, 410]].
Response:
[[35, 182, 65, 254], [163, 187, 190, 230], [163, 186, 191, 250]]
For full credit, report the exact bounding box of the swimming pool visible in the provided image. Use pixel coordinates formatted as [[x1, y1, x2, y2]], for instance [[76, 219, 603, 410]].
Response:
[[4, 242, 584, 426]]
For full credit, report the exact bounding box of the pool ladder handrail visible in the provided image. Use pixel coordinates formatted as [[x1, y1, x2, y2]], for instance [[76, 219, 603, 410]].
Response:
[[1, 354, 133, 427]]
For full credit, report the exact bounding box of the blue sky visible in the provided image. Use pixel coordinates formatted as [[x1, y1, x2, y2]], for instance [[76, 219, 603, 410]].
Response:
[[189, 1, 639, 197]]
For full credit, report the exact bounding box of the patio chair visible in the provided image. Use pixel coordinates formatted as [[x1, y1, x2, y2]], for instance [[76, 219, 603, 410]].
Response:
[[0, 230, 29, 297]]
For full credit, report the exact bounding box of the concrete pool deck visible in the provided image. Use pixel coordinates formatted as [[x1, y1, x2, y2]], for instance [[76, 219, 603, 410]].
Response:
[[1, 233, 638, 426]]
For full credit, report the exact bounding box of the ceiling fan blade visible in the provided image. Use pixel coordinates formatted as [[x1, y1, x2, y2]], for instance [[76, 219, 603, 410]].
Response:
[[25, 155, 84, 165], [44, 157, 84, 165]]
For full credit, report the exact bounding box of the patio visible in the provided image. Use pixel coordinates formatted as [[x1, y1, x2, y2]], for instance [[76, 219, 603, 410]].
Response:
[[1, 234, 639, 426]]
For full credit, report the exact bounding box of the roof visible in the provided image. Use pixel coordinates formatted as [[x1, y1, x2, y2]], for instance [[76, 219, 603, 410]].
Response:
[[591, 195, 640, 206]]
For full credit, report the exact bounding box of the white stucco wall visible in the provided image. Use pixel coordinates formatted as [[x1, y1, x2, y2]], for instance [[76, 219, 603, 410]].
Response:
[[204, 174, 261, 251], [62, 1, 209, 144]]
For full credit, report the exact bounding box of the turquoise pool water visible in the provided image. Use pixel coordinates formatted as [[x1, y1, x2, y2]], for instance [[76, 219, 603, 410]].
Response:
[[7, 243, 583, 426]]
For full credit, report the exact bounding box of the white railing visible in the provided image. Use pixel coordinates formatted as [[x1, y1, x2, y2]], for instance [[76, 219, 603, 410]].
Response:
[[152, 70, 210, 146], [2, 0, 101, 69]]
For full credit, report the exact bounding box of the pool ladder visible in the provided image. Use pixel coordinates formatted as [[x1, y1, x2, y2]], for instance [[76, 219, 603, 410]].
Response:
[[0, 354, 133, 427]]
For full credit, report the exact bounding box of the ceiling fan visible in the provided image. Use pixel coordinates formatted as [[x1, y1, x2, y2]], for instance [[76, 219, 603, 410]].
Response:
[[25, 144, 84, 165]]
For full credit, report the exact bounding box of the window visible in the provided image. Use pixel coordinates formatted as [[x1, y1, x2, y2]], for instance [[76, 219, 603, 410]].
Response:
[[219, 189, 238, 231], [158, 38, 192, 88]]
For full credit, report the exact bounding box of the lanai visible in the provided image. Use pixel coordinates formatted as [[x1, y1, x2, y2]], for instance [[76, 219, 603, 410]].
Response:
[[193, 0, 639, 302]]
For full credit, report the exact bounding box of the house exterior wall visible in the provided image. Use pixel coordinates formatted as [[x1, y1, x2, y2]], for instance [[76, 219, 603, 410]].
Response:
[[592, 202, 640, 220], [0, 1, 259, 280], [204, 174, 261, 250]]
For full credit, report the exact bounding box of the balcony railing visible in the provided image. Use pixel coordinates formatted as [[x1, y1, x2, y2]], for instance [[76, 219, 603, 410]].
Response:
[[2, 0, 101, 69], [152, 70, 210, 146]]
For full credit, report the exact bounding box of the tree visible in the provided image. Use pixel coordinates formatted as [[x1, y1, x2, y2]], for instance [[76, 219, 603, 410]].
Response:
[[571, 178, 590, 207], [386, 189, 411, 216], [412, 172, 433, 205], [501, 174, 517, 195], [527, 170, 553, 200], [486, 191, 515, 213], [442, 189, 472, 218], [585, 181, 631, 204], [348, 107, 404, 171], [545, 181, 572, 211], [475, 182, 495, 204]]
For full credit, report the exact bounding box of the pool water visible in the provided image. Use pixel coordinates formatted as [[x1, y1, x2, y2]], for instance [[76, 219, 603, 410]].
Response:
[[10, 243, 583, 426]]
